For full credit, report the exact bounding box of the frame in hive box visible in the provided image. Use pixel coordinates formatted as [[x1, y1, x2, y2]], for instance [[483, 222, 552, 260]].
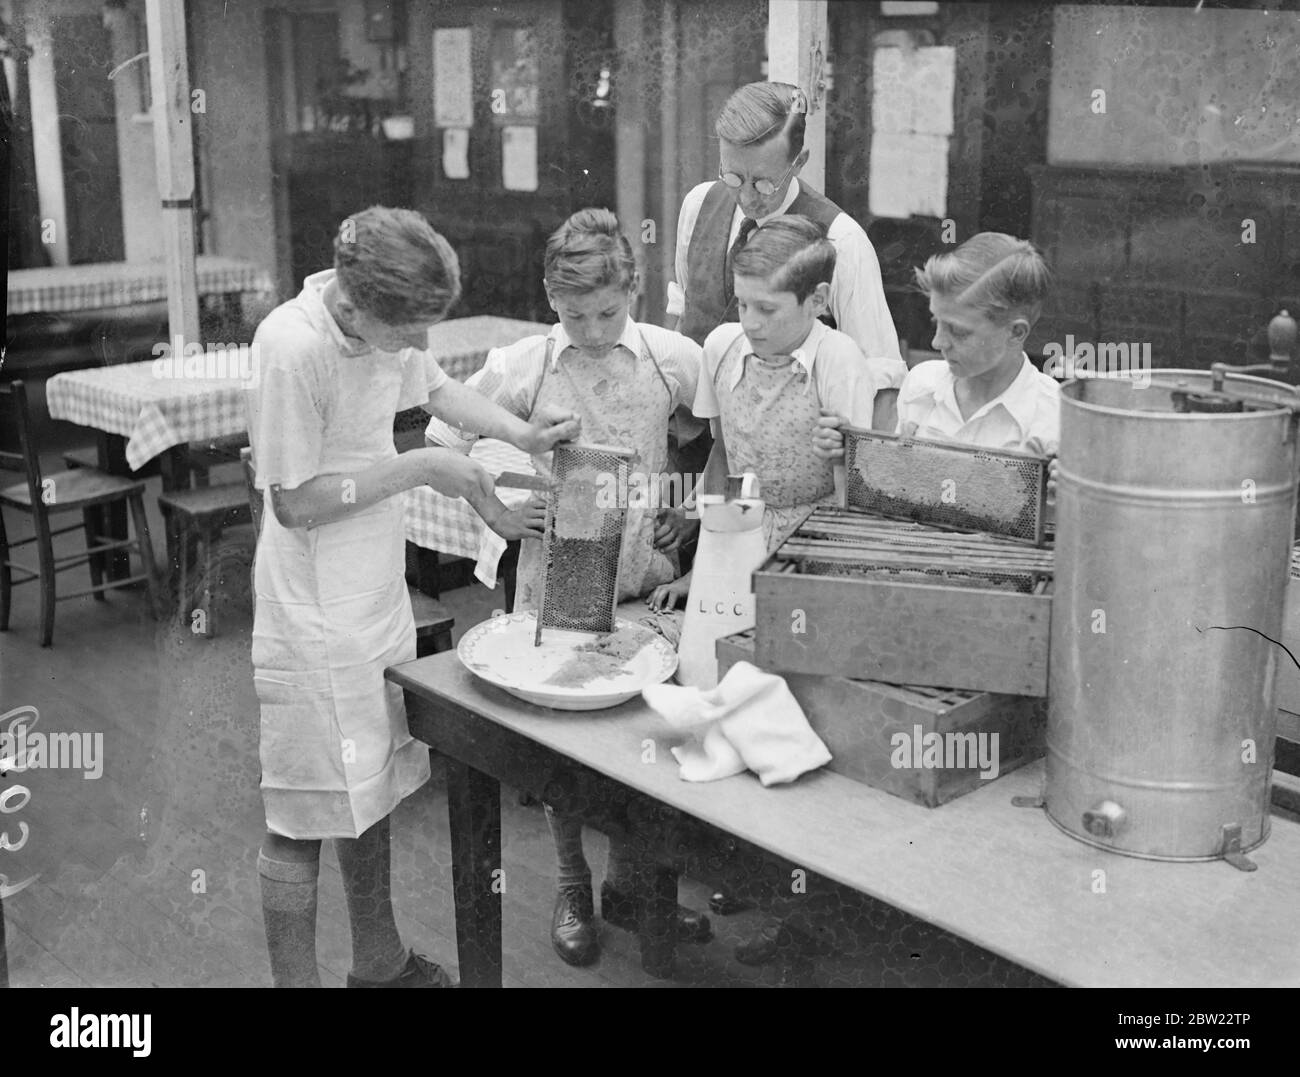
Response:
[[716, 631, 1046, 807], [752, 507, 1053, 695]]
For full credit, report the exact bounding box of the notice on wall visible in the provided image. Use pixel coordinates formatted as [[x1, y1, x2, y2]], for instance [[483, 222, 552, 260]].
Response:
[[442, 127, 470, 179], [501, 125, 538, 192], [433, 28, 473, 128], [869, 45, 956, 219]]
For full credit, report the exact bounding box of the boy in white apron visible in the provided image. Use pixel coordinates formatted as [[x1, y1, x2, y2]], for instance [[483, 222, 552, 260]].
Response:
[[426, 207, 711, 967], [247, 206, 578, 988]]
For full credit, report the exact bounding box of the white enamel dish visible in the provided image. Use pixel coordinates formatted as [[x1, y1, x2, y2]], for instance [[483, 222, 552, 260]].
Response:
[[456, 611, 678, 711]]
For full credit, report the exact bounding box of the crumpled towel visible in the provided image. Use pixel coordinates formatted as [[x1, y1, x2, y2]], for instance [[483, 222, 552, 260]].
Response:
[[642, 661, 831, 785]]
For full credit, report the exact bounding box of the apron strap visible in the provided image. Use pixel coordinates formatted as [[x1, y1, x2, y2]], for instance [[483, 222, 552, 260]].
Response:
[[528, 334, 558, 418], [639, 328, 674, 403], [712, 325, 751, 391]]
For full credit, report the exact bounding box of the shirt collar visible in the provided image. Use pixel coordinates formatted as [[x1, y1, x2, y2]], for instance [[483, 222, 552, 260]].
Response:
[[729, 320, 823, 390], [928, 353, 1039, 434], [302, 269, 374, 357], [734, 177, 802, 229], [548, 317, 641, 367]]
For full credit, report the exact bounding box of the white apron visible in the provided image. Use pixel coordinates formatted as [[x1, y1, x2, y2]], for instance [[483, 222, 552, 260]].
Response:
[[252, 356, 430, 841], [514, 333, 679, 612]]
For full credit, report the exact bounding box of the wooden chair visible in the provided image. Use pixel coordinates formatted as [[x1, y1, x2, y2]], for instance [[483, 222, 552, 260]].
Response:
[[0, 379, 163, 647], [156, 482, 252, 639], [240, 447, 454, 657]]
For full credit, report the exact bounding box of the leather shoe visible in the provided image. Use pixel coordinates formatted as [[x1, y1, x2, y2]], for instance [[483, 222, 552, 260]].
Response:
[[600, 881, 712, 944], [551, 885, 599, 967], [734, 917, 817, 966], [346, 951, 457, 988]]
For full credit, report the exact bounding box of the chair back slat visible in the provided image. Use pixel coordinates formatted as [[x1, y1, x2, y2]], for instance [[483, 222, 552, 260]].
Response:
[[0, 380, 46, 502]]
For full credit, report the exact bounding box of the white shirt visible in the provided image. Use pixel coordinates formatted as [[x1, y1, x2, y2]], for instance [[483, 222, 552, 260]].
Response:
[[247, 270, 448, 490], [425, 317, 701, 449], [895, 355, 1061, 457], [694, 319, 896, 430], [667, 177, 903, 366]]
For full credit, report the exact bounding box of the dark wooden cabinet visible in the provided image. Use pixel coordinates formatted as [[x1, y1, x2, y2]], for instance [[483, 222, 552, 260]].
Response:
[[1028, 163, 1300, 367]]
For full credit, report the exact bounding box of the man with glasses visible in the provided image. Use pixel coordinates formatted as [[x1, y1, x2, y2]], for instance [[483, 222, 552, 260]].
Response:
[[668, 80, 903, 367], [665, 81, 903, 965]]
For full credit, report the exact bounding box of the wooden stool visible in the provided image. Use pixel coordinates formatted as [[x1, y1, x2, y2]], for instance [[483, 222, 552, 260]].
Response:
[[409, 586, 455, 658], [156, 483, 251, 638]]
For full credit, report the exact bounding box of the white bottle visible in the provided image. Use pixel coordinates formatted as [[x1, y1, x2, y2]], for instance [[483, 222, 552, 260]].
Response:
[[676, 474, 767, 689]]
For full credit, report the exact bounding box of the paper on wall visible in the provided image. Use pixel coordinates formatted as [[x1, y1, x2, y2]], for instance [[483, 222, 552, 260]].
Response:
[[869, 45, 954, 218], [871, 48, 910, 133], [908, 132, 950, 217], [911, 46, 955, 137], [502, 125, 538, 192], [868, 131, 914, 219], [442, 127, 470, 179], [434, 28, 473, 128]]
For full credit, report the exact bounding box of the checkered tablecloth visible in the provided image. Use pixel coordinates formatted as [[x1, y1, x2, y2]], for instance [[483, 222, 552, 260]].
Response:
[[426, 316, 552, 381], [7, 256, 276, 315], [46, 356, 249, 471], [403, 439, 536, 589]]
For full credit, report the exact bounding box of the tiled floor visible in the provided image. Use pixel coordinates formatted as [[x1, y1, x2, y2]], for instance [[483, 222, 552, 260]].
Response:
[[0, 453, 1053, 988]]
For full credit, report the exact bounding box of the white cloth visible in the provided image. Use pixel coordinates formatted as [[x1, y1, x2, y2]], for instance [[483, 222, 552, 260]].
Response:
[[895, 354, 1061, 456], [668, 178, 903, 364], [643, 662, 832, 785], [245, 270, 443, 839]]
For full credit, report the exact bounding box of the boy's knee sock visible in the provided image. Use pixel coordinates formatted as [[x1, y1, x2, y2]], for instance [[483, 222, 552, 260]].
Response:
[[335, 815, 408, 983], [258, 838, 322, 989], [544, 805, 591, 891]]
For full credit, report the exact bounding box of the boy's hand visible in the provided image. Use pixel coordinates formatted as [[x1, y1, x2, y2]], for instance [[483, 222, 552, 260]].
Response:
[[520, 406, 581, 455], [1046, 457, 1059, 502], [653, 506, 697, 551], [485, 497, 548, 541], [646, 574, 691, 613], [813, 408, 847, 461], [422, 451, 494, 503]]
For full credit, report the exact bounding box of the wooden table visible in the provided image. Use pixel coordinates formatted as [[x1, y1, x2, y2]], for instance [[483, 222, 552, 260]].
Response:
[[388, 651, 1300, 988]]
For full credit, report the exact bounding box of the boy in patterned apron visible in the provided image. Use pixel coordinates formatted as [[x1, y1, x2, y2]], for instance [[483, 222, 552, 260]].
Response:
[[247, 206, 578, 988], [649, 215, 901, 610], [425, 207, 711, 968]]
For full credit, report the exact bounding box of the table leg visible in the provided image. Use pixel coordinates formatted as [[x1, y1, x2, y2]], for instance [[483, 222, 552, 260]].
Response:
[[639, 863, 678, 980], [157, 446, 192, 591], [445, 758, 502, 988], [96, 433, 131, 580]]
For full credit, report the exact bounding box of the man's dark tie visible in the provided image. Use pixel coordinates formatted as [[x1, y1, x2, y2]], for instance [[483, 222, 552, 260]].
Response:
[[724, 217, 759, 310]]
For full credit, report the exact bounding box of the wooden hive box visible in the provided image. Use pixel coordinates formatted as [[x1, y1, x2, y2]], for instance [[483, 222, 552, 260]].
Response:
[[752, 508, 1053, 696], [717, 631, 1046, 807]]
